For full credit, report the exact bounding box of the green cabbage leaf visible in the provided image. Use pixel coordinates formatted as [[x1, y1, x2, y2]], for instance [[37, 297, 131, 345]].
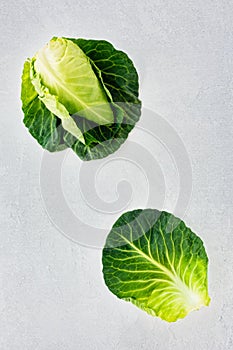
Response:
[[102, 209, 210, 322]]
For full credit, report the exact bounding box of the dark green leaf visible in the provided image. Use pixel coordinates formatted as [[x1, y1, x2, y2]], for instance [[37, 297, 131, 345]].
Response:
[[102, 209, 210, 322]]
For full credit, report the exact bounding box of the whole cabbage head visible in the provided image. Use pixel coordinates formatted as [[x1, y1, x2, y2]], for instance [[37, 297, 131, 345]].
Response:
[[21, 37, 141, 160]]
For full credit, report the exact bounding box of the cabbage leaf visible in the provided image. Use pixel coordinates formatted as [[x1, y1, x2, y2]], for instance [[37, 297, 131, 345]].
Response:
[[102, 209, 210, 322]]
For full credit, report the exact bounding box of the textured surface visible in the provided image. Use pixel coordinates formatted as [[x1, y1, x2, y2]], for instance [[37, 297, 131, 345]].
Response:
[[1, 0, 233, 349]]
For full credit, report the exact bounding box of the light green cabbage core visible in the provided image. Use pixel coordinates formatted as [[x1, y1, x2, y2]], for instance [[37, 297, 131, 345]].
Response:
[[30, 37, 114, 143]]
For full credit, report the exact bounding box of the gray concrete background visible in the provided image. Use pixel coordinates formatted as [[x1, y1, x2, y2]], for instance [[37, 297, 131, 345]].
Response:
[[1, 0, 233, 349]]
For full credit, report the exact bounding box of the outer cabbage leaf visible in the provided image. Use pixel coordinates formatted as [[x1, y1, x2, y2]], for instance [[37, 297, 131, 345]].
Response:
[[21, 61, 67, 151], [67, 38, 141, 160], [102, 209, 210, 322], [21, 37, 141, 160]]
